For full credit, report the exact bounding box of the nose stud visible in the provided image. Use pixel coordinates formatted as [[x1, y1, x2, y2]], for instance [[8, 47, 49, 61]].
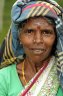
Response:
[[34, 39, 36, 43]]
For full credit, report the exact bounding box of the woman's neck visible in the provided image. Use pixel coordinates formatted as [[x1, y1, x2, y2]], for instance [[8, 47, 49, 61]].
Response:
[[16, 56, 52, 86], [25, 56, 51, 73]]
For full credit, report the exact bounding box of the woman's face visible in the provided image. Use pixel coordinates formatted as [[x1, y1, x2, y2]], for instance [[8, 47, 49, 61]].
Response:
[[19, 17, 56, 63]]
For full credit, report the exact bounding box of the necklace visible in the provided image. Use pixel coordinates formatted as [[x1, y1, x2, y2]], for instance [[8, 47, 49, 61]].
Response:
[[20, 59, 49, 96], [21, 58, 50, 85], [22, 61, 27, 84]]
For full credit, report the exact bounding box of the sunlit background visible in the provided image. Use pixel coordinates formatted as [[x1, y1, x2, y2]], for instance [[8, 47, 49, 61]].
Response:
[[0, 0, 63, 45]]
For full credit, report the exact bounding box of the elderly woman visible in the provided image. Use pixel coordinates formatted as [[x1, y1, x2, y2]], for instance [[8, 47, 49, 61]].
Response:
[[0, 0, 63, 96]]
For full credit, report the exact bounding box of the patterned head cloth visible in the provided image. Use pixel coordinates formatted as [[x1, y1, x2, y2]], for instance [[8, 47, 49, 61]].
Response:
[[0, 0, 63, 90]]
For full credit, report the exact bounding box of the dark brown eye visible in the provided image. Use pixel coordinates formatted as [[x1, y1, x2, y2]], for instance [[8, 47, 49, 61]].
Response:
[[42, 30, 54, 36], [24, 29, 35, 35], [26, 29, 34, 33]]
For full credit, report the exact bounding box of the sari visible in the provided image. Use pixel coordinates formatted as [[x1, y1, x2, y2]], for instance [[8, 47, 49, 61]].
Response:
[[0, 0, 63, 93], [18, 57, 59, 96]]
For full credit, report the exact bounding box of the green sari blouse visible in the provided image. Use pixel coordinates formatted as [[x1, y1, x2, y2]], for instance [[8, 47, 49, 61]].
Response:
[[0, 64, 63, 96]]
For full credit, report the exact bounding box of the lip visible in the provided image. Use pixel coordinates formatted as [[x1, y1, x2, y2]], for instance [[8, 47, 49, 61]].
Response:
[[30, 48, 45, 54]]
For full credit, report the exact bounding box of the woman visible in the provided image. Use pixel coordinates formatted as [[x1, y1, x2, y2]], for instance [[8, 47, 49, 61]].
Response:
[[0, 0, 63, 96]]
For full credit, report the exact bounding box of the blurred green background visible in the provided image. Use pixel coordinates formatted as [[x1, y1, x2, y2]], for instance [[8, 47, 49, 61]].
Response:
[[0, 0, 15, 45], [0, 0, 63, 45]]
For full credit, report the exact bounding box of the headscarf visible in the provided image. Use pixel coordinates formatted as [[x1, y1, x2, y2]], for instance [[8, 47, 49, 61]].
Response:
[[0, 0, 63, 90]]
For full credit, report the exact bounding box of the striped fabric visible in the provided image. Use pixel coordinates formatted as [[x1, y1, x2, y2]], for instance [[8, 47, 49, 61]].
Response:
[[0, 0, 63, 90], [0, 30, 24, 68]]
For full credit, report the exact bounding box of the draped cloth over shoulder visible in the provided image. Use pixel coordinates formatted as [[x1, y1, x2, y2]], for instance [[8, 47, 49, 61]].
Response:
[[0, 0, 63, 90]]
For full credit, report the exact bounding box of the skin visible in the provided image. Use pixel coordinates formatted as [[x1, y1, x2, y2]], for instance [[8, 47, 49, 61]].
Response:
[[18, 17, 56, 85], [20, 17, 56, 63]]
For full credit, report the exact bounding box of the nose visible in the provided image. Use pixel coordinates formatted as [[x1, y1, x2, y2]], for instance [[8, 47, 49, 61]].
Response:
[[34, 31, 43, 43]]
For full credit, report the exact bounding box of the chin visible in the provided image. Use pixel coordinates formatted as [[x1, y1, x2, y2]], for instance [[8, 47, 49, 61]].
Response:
[[30, 55, 45, 63], [31, 54, 51, 63]]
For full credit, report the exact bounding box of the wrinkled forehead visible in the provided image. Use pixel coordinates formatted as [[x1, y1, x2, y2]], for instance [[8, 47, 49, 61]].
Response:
[[19, 16, 55, 29]]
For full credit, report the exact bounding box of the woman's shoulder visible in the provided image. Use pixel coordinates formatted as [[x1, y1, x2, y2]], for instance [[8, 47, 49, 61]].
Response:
[[0, 64, 16, 75], [0, 64, 17, 87]]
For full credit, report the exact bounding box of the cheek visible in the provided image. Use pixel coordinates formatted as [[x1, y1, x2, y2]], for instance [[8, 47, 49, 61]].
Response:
[[44, 36, 56, 49], [43, 37, 56, 57], [20, 35, 33, 47]]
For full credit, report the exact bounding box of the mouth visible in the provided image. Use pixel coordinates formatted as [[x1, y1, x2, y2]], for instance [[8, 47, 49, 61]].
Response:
[[30, 48, 45, 54]]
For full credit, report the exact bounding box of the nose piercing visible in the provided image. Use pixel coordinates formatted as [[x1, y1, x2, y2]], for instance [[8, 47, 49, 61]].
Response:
[[34, 39, 35, 42]]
